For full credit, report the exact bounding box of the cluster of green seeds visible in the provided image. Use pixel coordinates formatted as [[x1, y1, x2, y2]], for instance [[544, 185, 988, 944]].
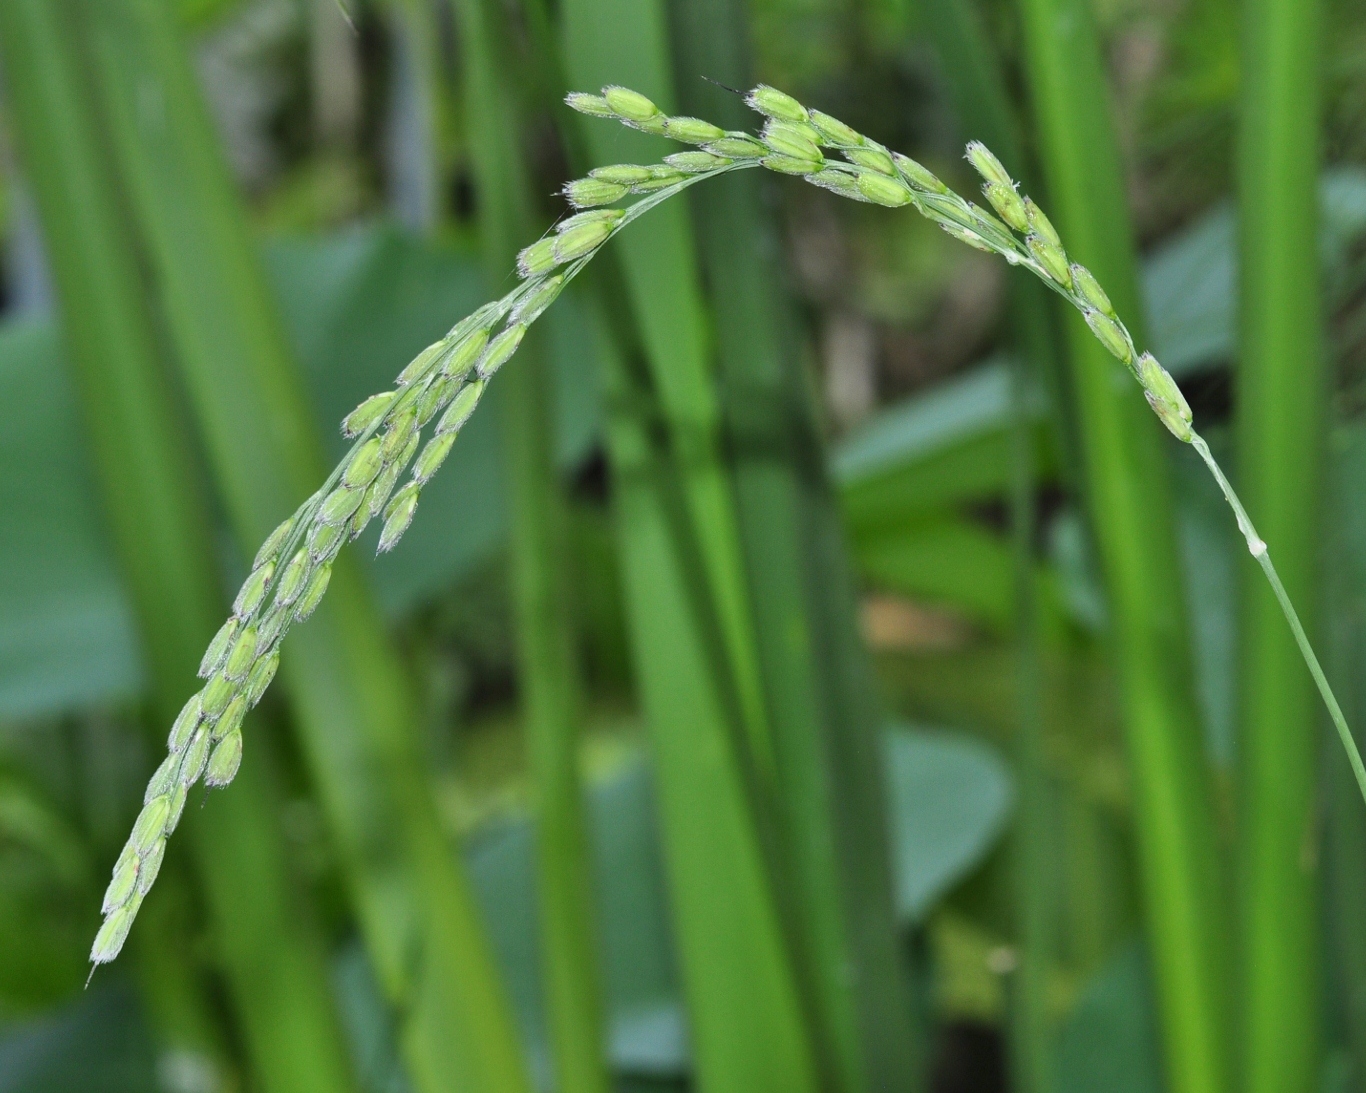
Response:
[[564, 83, 1194, 444], [91, 81, 1210, 967]]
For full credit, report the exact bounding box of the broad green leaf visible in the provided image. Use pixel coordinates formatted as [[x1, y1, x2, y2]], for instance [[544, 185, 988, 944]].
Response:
[[1055, 941, 1163, 1093], [882, 725, 1013, 925], [854, 516, 1066, 638], [1144, 168, 1366, 377], [833, 356, 1051, 529], [0, 320, 143, 717]]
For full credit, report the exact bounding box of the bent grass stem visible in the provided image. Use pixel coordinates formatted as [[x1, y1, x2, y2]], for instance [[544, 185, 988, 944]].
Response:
[[91, 80, 1365, 967]]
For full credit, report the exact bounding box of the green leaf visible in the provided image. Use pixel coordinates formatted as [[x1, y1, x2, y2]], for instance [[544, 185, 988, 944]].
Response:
[[833, 356, 1053, 530], [882, 725, 1013, 925], [0, 319, 142, 716], [1054, 941, 1163, 1093]]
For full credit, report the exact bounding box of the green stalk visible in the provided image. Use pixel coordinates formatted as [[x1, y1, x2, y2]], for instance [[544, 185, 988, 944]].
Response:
[[553, 5, 829, 1090], [915, 4, 1058, 1088], [1014, 3, 1232, 1093], [1325, 452, 1366, 1086], [669, 6, 919, 1091], [1236, 0, 1326, 1084], [559, 0, 777, 785], [72, 3, 532, 1091], [0, 6, 358, 1092], [592, 293, 823, 1093], [449, 1, 611, 1090]]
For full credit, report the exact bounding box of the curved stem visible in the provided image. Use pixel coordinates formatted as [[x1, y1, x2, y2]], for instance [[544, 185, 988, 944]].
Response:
[[1192, 433, 1366, 804]]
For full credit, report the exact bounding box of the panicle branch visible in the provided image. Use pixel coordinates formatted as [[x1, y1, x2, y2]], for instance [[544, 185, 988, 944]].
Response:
[[93, 78, 1352, 968]]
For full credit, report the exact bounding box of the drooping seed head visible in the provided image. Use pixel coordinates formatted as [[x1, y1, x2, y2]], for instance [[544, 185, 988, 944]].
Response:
[[253, 516, 294, 568], [204, 729, 244, 788], [704, 136, 768, 159], [982, 181, 1028, 233], [602, 86, 660, 124], [662, 116, 726, 144], [1070, 264, 1114, 317], [245, 651, 279, 707], [168, 692, 203, 752], [437, 380, 485, 436], [342, 391, 396, 439], [746, 84, 808, 124], [892, 153, 948, 193], [808, 110, 863, 147], [856, 171, 914, 207], [563, 177, 628, 209], [293, 564, 332, 621], [565, 92, 613, 117], [664, 150, 731, 173], [443, 329, 489, 381], [379, 484, 420, 554], [1084, 309, 1133, 366], [232, 563, 274, 619], [845, 146, 896, 176], [1026, 234, 1072, 288], [198, 617, 238, 678], [478, 325, 526, 379]]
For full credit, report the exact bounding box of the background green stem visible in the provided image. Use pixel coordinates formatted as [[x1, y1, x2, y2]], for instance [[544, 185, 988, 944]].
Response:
[[1014, 0, 1233, 1092], [1236, 0, 1326, 1084], [69, 2, 533, 1089], [449, 0, 612, 1089], [0, 5, 359, 1091]]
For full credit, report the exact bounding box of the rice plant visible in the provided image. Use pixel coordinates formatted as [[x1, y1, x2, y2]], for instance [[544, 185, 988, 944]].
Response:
[[91, 81, 1366, 972]]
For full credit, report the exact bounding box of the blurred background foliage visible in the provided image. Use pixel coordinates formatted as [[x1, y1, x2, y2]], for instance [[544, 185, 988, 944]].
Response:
[[0, 0, 1363, 1091]]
